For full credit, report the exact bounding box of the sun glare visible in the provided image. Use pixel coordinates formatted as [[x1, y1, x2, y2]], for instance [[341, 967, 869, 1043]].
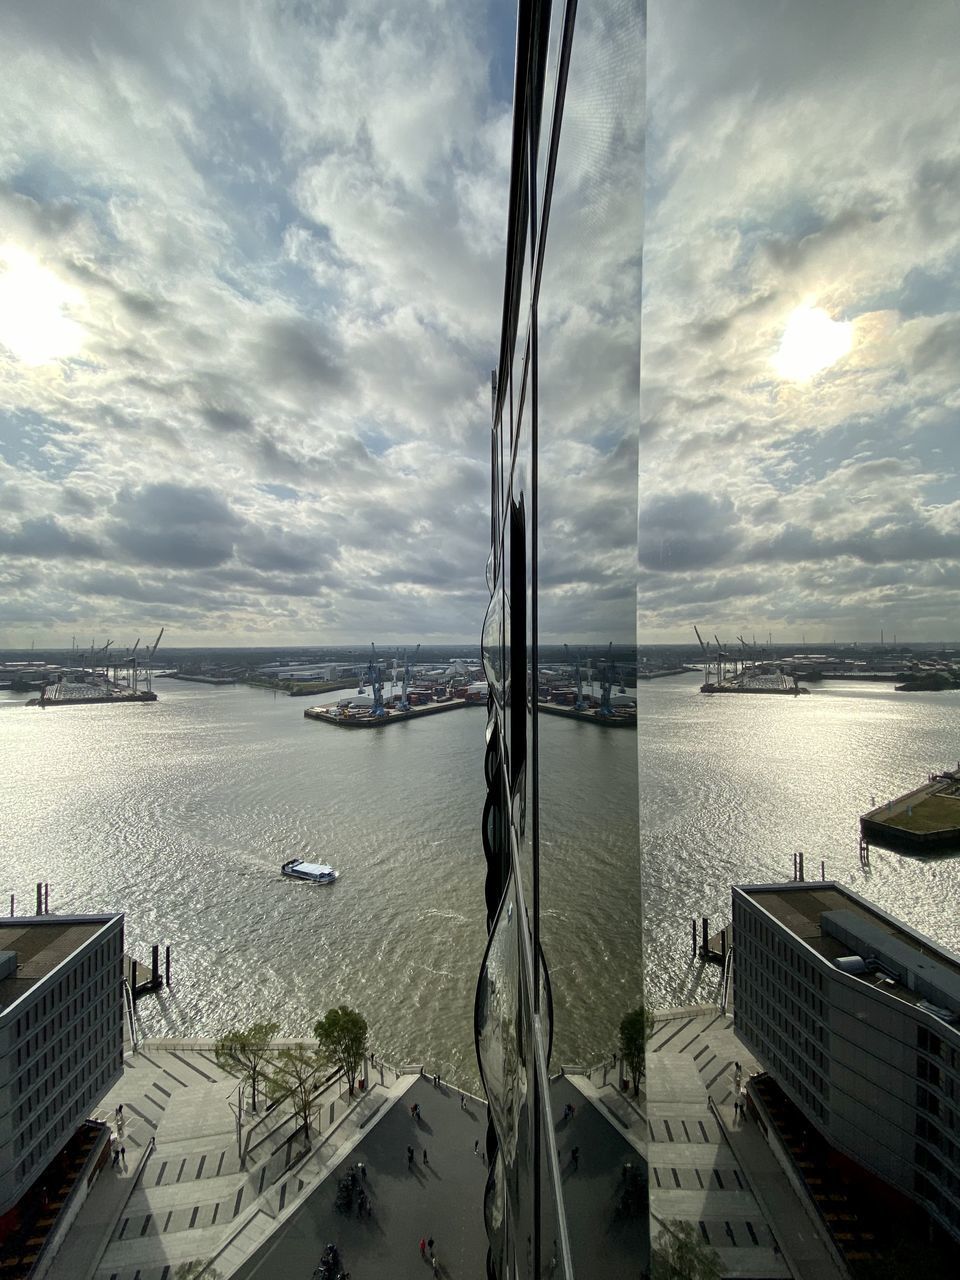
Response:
[[0, 246, 85, 366], [773, 303, 852, 381]]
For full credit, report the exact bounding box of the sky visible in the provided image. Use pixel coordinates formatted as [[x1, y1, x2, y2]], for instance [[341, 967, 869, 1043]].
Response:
[[0, 2, 959, 647], [0, 0, 515, 647], [640, 0, 960, 644]]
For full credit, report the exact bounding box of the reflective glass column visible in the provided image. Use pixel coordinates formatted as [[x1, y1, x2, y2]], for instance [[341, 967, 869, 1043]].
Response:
[[478, 3, 646, 1277]]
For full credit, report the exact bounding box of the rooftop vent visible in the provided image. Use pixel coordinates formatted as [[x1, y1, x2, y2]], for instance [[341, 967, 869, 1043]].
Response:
[[834, 955, 868, 974]]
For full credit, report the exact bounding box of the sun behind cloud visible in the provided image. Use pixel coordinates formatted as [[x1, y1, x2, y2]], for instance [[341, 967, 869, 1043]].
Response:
[[773, 303, 853, 381], [0, 246, 85, 366]]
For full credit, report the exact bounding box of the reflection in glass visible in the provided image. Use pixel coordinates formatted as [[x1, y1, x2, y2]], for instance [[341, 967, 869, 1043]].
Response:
[[477, 2, 645, 1277]]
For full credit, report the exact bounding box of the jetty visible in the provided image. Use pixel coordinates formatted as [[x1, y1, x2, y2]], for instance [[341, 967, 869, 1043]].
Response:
[[860, 767, 960, 855], [304, 699, 466, 728], [537, 702, 636, 727], [701, 672, 809, 695], [26, 688, 157, 707]]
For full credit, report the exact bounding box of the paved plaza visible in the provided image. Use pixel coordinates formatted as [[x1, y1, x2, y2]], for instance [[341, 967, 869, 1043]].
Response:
[[644, 1007, 848, 1280], [38, 1009, 850, 1280], [44, 1042, 413, 1280], [233, 1075, 489, 1280]]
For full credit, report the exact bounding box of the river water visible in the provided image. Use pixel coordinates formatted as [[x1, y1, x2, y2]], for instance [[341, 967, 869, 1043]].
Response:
[[2, 674, 958, 1088]]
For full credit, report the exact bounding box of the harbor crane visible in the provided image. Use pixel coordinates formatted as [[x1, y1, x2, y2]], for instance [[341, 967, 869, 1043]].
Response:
[[693, 625, 715, 685], [95, 640, 113, 682], [736, 634, 751, 679], [563, 643, 585, 710], [365, 643, 386, 716], [127, 636, 141, 692], [145, 627, 164, 693], [398, 643, 420, 711], [714, 634, 738, 682], [597, 642, 615, 716]]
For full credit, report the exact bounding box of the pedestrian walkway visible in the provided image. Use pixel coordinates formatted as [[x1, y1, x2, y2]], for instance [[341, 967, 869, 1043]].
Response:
[[42, 1042, 405, 1280], [645, 1006, 850, 1280], [552, 1075, 649, 1280], [231, 1074, 489, 1280]]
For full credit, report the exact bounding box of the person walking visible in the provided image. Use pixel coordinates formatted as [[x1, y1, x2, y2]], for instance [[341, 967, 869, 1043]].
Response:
[[432, 1256, 440, 1277], [474, 1139, 480, 1156], [407, 1145, 415, 1168], [419, 1237, 426, 1257], [570, 1146, 579, 1170], [427, 1237, 434, 1254], [423, 1147, 429, 1166]]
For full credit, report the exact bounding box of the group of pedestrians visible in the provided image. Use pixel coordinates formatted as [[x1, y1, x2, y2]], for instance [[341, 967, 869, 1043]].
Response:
[[418, 1235, 440, 1275]]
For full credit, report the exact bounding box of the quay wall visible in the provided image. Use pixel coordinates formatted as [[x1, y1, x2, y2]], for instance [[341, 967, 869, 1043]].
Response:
[[304, 699, 467, 727]]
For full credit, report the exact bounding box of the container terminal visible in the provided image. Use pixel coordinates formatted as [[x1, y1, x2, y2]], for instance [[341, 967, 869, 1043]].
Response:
[[304, 644, 484, 728], [694, 626, 810, 694], [536, 643, 637, 727], [15, 630, 166, 707]]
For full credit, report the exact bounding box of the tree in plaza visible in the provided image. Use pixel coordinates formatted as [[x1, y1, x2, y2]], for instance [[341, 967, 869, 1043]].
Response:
[[619, 1004, 655, 1096], [651, 1219, 723, 1280], [265, 1044, 324, 1145], [314, 1006, 368, 1096], [214, 1020, 279, 1112]]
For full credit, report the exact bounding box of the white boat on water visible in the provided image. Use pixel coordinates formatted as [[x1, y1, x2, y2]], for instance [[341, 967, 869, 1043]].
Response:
[[281, 858, 338, 884]]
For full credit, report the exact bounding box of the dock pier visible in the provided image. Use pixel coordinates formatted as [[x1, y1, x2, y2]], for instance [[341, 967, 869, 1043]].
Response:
[[125, 943, 172, 1001], [693, 915, 731, 966], [304, 698, 467, 728]]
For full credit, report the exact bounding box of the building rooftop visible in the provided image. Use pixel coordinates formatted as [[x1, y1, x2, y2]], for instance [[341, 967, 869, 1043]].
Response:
[[736, 883, 960, 1025], [0, 916, 118, 1015]]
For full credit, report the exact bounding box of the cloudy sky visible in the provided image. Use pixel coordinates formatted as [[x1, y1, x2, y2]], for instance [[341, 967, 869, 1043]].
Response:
[[640, 0, 960, 644], [1, 2, 958, 647], [0, 0, 515, 647]]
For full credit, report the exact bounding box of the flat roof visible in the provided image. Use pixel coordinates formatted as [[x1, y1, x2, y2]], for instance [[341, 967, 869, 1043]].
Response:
[[736, 883, 960, 1018], [0, 916, 120, 1015]]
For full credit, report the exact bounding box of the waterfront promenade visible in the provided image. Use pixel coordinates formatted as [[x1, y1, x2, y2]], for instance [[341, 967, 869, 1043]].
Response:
[[44, 1044, 645, 1278], [41, 1011, 848, 1279], [44, 1041, 419, 1280]]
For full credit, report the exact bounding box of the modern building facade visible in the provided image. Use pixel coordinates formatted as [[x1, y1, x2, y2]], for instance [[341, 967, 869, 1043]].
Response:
[[0, 914, 124, 1214], [478, 1, 645, 1276], [733, 882, 960, 1242]]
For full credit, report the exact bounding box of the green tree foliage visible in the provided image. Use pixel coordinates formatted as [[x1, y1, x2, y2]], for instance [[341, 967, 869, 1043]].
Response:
[[314, 1006, 368, 1095], [265, 1045, 323, 1145], [619, 1005, 655, 1096], [651, 1219, 723, 1280], [214, 1020, 279, 1112]]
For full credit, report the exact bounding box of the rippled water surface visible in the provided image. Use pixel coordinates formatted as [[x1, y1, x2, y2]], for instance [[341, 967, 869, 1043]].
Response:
[[2, 675, 958, 1086]]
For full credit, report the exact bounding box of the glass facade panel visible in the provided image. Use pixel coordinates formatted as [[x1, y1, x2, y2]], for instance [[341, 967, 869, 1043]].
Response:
[[479, 3, 645, 1276]]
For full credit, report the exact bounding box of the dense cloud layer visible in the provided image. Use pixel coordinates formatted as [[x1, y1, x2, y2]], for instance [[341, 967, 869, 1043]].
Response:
[[1, 2, 959, 646], [638, 0, 960, 641], [0, 0, 511, 645]]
